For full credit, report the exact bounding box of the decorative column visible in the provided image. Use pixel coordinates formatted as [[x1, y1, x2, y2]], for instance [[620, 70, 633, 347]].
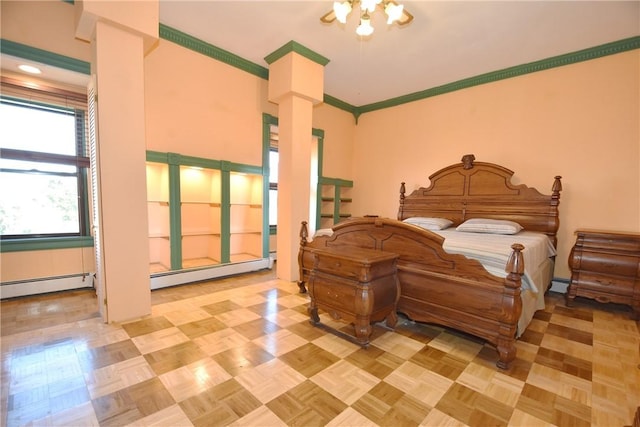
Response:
[[265, 42, 328, 282], [75, 0, 158, 322]]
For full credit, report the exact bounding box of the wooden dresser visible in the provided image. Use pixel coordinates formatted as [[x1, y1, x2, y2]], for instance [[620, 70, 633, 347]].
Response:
[[307, 246, 400, 345], [566, 229, 640, 319]]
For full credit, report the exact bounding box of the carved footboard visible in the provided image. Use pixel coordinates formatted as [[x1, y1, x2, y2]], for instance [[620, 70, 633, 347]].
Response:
[[298, 218, 525, 370]]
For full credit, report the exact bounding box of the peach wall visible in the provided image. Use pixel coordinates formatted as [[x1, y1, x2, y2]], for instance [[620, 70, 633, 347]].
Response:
[[144, 41, 277, 164], [1, 1, 94, 283], [313, 103, 356, 179], [1, 1, 90, 60], [352, 51, 640, 279], [1, 248, 94, 281]]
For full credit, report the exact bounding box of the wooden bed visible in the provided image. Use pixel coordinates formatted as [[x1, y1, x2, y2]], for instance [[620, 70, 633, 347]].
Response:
[[298, 154, 562, 369]]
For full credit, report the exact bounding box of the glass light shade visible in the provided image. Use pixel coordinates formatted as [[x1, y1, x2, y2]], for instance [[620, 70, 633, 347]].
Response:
[[356, 16, 374, 36], [333, 1, 352, 23], [360, 0, 379, 13], [385, 2, 404, 24]]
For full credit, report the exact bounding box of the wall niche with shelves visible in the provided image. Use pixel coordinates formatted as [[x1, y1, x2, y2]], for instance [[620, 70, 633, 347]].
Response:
[[146, 162, 171, 273], [180, 166, 222, 269], [318, 177, 353, 230], [145, 151, 269, 288], [229, 172, 263, 262]]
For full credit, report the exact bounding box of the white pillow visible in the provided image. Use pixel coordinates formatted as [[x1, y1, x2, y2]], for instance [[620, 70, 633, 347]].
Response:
[[456, 218, 523, 235], [403, 217, 453, 231]]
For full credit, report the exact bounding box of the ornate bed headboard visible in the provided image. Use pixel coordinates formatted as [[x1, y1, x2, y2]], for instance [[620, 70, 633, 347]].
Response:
[[398, 154, 563, 246]]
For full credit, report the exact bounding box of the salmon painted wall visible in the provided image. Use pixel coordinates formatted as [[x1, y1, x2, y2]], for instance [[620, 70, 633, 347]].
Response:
[[1, 1, 90, 59], [144, 40, 276, 163], [352, 51, 640, 279], [313, 103, 356, 179], [1, 1, 93, 282]]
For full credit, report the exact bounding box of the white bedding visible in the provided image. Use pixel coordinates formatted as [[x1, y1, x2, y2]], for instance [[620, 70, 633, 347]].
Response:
[[432, 229, 556, 336], [432, 229, 556, 294]]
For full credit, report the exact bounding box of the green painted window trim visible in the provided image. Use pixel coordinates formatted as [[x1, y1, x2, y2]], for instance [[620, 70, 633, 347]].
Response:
[[318, 177, 354, 187], [0, 236, 94, 253], [0, 96, 92, 251], [262, 114, 278, 245]]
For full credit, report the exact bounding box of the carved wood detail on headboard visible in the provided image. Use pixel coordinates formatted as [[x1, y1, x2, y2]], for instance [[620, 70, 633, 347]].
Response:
[[398, 154, 562, 246]]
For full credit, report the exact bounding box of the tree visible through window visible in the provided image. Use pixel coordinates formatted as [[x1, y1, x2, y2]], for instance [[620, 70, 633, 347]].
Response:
[[0, 98, 89, 238]]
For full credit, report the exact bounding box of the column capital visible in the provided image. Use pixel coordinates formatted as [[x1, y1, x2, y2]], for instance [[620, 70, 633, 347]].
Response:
[[266, 41, 328, 105], [74, 0, 159, 54]]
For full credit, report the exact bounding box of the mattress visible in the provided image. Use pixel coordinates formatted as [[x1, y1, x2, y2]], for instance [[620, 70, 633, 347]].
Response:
[[433, 229, 556, 335]]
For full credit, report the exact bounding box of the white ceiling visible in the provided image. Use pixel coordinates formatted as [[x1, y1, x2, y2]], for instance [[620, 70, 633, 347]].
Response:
[[159, 1, 640, 106]]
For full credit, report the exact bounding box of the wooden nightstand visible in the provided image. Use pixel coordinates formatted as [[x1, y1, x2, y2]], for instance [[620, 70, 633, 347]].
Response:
[[307, 246, 400, 345], [566, 229, 640, 319]]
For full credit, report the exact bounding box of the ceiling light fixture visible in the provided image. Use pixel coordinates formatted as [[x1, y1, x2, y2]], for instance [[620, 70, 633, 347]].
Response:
[[18, 64, 42, 74], [321, 0, 413, 37]]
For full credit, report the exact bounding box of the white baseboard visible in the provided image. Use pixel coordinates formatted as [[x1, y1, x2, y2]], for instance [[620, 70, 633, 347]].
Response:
[[1, 274, 94, 299], [549, 279, 569, 294], [150, 258, 272, 290]]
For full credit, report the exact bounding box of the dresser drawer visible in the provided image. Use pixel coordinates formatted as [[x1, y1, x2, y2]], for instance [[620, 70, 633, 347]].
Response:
[[570, 250, 640, 277], [309, 273, 357, 313], [571, 271, 636, 296], [311, 247, 398, 282], [567, 229, 640, 319], [579, 233, 640, 253]]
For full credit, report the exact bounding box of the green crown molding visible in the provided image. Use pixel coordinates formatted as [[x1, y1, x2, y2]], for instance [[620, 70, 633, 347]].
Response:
[[355, 36, 640, 115], [323, 94, 358, 117], [1, 39, 90, 75], [162, 24, 637, 120], [7, 26, 637, 122], [264, 40, 330, 67], [159, 24, 268, 80]]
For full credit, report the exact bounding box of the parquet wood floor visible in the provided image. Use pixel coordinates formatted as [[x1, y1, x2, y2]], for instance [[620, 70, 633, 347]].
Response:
[[1, 267, 639, 426]]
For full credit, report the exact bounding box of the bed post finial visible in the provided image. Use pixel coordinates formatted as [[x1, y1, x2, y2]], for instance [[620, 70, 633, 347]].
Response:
[[505, 243, 525, 278], [461, 154, 476, 170], [398, 182, 406, 220], [551, 176, 562, 205], [299, 221, 309, 247]]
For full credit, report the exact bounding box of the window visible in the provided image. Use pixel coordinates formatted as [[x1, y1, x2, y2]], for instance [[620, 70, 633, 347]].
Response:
[[268, 125, 278, 229], [0, 95, 89, 239]]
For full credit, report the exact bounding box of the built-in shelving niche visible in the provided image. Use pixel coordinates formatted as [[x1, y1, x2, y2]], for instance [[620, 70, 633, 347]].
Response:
[[317, 177, 353, 230], [146, 151, 270, 290]]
